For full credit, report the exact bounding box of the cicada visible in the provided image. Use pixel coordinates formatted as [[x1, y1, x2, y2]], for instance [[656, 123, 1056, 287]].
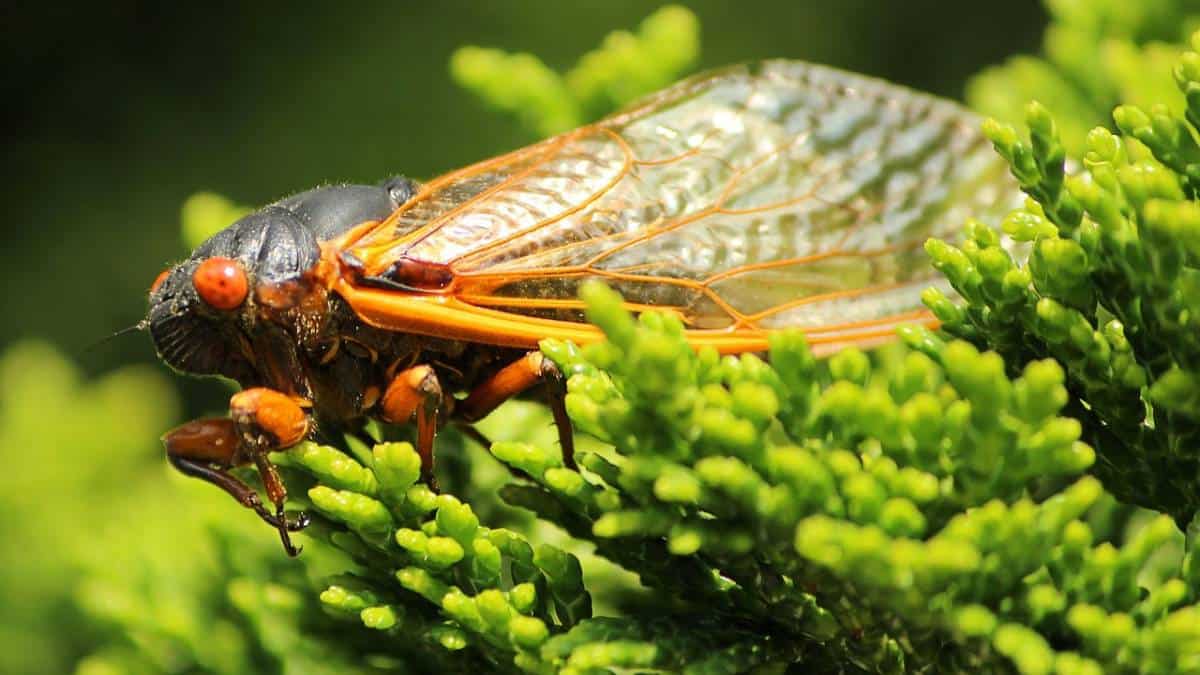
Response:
[[147, 61, 1014, 554]]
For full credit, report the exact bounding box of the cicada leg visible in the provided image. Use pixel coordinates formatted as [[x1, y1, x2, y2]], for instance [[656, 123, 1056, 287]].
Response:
[[379, 365, 444, 486], [162, 387, 312, 556], [457, 351, 575, 470], [378, 354, 575, 488]]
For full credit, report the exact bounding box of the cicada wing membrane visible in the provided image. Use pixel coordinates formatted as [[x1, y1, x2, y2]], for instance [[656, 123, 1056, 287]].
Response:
[[340, 60, 1017, 351]]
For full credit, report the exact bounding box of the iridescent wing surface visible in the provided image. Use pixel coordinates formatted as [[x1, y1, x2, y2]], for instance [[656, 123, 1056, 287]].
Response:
[[341, 60, 1014, 349]]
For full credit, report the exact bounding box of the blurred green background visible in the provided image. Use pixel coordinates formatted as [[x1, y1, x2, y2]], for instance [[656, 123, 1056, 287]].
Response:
[[2, 2, 1045, 673]]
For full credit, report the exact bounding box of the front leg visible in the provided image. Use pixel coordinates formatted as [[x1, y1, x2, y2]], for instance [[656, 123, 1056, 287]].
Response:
[[162, 387, 311, 556]]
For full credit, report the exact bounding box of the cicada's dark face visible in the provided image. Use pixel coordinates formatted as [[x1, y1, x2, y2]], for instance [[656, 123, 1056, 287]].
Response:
[[147, 179, 416, 393], [147, 207, 325, 391]]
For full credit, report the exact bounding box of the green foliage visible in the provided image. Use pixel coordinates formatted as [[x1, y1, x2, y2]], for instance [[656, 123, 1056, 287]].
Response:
[[70, 286, 1199, 673], [928, 35, 1200, 527], [0, 342, 179, 674], [450, 5, 700, 136], [533, 285, 1199, 673], [967, 0, 1200, 154]]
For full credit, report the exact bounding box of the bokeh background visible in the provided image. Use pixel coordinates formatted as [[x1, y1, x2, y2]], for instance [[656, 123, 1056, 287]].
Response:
[[2, 2, 1045, 673]]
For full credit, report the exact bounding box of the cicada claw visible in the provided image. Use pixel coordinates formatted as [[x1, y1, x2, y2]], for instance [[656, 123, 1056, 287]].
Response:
[[273, 503, 303, 557]]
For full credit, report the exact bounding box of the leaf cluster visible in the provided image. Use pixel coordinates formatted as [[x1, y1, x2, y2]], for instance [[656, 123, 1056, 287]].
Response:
[[929, 33, 1200, 527]]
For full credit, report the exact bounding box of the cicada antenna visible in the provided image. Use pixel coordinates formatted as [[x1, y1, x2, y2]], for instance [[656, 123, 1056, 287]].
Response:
[[80, 319, 150, 356]]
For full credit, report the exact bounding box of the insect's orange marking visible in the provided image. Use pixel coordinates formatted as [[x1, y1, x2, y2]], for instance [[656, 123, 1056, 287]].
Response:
[[337, 278, 603, 348], [334, 277, 935, 356], [457, 351, 546, 423], [318, 220, 383, 261], [452, 265, 742, 327], [230, 388, 309, 448], [453, 293, 688, 323], [150, 268, 171, 294], [379, 364, 437, 425]]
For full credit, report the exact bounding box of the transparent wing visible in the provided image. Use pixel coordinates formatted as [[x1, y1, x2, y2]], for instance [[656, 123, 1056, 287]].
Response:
[[345, 60, 1014, 334]]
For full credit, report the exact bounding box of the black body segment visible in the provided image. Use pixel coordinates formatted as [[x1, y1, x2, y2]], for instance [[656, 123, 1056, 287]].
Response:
[[193, 206, 320, 284], [273, 176, 418, 241]]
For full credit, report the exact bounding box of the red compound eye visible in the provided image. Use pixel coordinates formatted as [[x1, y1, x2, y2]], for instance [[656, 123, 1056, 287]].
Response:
[[192, 257, 248, 310]]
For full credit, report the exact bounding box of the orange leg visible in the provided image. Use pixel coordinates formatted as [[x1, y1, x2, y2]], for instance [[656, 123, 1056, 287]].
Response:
[[378, 353, 576, 485], [162, 387, 311, 556], [458, 351, 576, 469], [380, 365, 444, 484]]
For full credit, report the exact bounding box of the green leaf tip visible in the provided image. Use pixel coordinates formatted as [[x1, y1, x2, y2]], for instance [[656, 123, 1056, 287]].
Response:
[[450, 6, 699, 137]]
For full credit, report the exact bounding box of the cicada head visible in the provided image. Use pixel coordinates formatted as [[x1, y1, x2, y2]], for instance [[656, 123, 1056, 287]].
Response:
[[146, 179, 416, 393], [147, 206, 326, 390]]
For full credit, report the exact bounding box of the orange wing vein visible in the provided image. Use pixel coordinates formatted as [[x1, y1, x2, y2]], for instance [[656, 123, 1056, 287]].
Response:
[[338, 60, 1016, 352]]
